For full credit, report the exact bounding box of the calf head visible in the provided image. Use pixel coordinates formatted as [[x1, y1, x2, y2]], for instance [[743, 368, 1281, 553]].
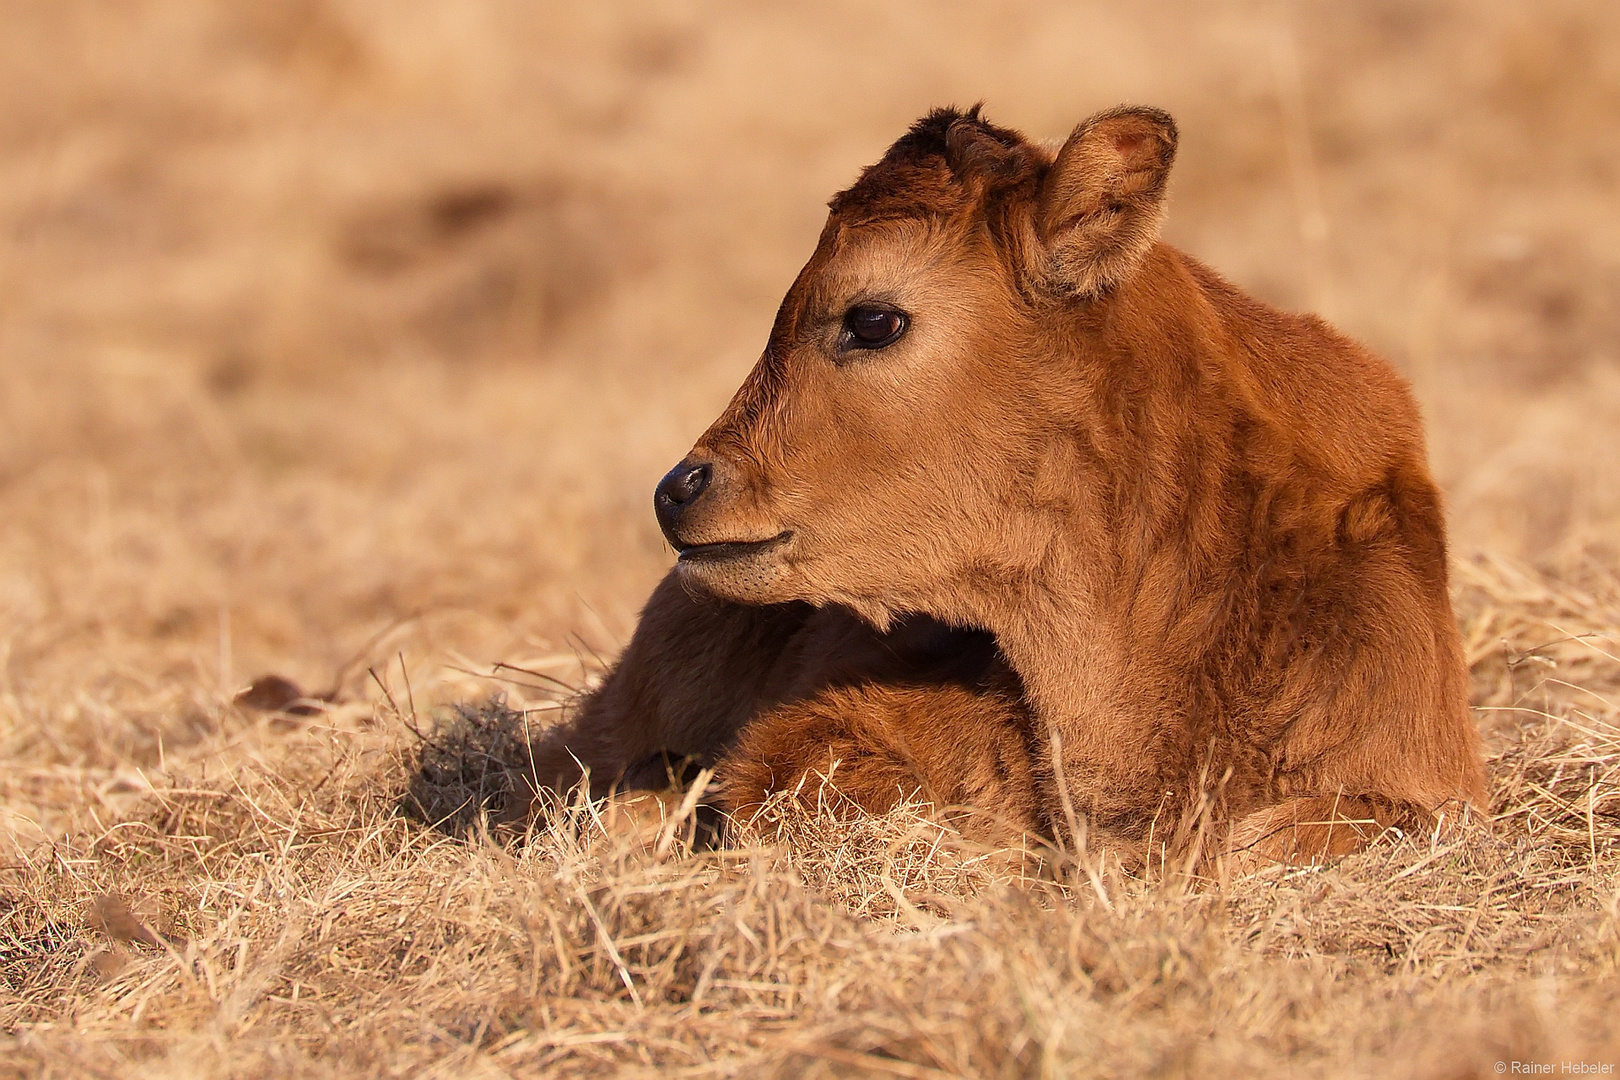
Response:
[[655, 105, 1177, 628]]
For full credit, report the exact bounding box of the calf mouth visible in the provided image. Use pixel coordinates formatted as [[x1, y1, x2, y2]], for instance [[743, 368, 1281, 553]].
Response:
[[675, 531, 794, 564]]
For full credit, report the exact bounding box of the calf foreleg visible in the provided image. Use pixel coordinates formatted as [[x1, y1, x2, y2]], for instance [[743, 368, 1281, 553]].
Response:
[[717, 682, 1044, 843]]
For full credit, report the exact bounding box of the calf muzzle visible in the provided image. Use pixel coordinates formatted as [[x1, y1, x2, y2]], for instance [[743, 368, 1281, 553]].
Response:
[[654, 458, 713, 547]]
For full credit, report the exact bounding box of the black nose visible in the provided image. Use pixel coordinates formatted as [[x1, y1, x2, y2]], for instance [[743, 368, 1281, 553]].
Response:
[[654, 459, 712, 545]]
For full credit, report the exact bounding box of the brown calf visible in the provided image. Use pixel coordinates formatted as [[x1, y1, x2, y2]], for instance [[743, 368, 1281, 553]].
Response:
[[527, 104, 1486, 864]]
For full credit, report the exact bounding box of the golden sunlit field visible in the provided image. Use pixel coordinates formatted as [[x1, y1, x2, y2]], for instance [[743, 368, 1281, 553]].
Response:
[[3, 2, 1620, 1076]]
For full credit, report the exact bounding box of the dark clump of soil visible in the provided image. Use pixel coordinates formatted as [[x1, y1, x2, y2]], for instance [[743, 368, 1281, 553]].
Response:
[[402, 697, 541, 837]]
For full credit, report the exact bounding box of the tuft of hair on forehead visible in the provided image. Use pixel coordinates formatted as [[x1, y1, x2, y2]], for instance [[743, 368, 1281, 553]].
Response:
[[829, 104, 1043, 222]]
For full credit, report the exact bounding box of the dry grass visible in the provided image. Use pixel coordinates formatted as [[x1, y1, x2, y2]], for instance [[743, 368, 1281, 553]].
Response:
[[2, 621, 1617, 1078], [4, 1, 1620, 1076]]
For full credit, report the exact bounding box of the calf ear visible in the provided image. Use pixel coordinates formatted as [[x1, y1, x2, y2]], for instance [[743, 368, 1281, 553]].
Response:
[[1035, 106, 1177, 297]]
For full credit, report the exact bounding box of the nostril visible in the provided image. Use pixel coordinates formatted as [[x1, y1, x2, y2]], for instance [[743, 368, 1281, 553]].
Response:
[[666, 463, 711, 505], [654, 460, 714, 546]]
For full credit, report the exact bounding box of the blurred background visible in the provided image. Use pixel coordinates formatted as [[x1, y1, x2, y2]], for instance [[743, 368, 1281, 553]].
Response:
[[2, 1, 1618, 776]]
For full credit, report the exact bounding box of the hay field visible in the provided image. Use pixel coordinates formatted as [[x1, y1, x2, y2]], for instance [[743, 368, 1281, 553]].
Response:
[[3, 1, 1620, 1075]]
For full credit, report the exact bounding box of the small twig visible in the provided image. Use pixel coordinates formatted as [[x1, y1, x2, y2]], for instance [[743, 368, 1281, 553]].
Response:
[[442, 664, 555, 696], [370, 667, 434, 747], [656, 768, 715, 861], [1048, 727, 1111, 911], [320, 611, 422, 701], [568, 631, 610, 673], [493, 662, 581, 695], [398, 652, 418, 729], [368, 666, 400, 716], [573, 883, 642, 1009]]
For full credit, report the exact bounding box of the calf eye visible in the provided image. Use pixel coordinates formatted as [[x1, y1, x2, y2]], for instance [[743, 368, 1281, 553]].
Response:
[[840, 304, 908, 352]]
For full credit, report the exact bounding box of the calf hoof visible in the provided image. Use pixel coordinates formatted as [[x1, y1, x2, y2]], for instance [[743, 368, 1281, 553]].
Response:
[[585, 787, 723, 852]]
